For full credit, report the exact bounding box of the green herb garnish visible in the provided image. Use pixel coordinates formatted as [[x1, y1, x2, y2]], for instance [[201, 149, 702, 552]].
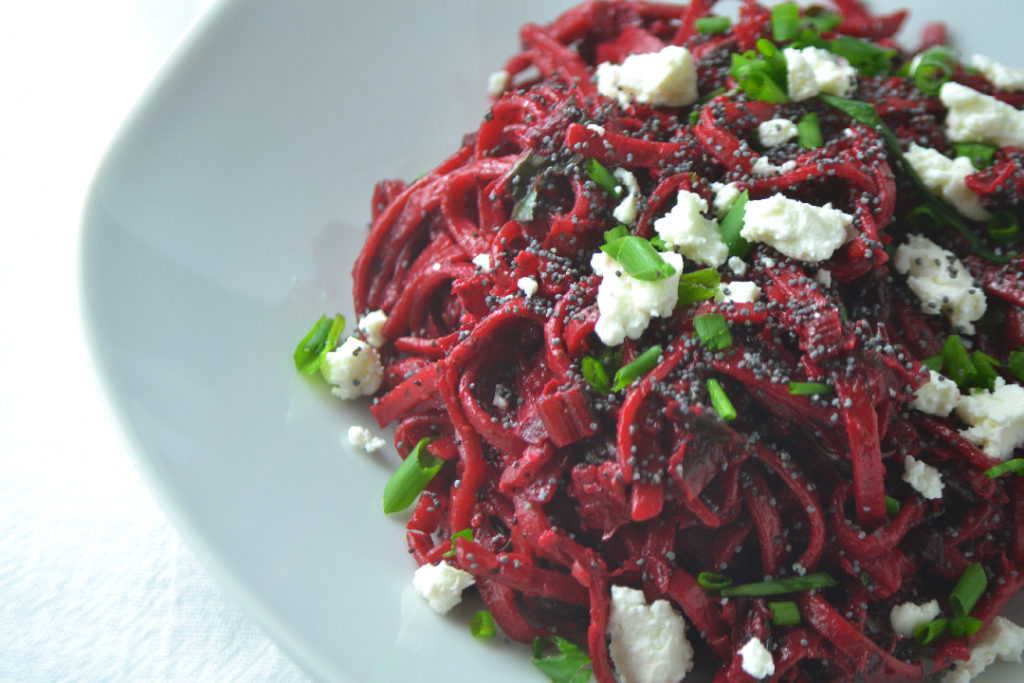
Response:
[[694, 313, 733, 351], [697, 571, 734, 590], [612, 345, 662, 392], [382, 437, 442, 514], [720, 572, 838, 597], [707, 378, 737, 421], [695, 16, 731, 34], [771, 2, 801, 42], [586, 157, 622, 199], [471, 610, 498, 639], [719, 189, 751, 257], [913, 46, 958, 96], [954, 142, 998, 169], [986, 458, 1024, 479], [532, 636, 593, 683], [769, 600, 802, 626], [797, 112, 823, 148], [788, 381, 833, 396], [677, 268, 722, 307], [443, 528, 473, 558], [293, 314, 346, 374], [950, 562, 987, 617], [601, 235, 677, 281]]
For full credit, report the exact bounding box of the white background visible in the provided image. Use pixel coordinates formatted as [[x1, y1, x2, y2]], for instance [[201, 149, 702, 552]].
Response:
[[0, 1, 307, 679]]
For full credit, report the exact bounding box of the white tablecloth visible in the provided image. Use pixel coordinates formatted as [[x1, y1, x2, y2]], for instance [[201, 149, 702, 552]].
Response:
[[0, 2, 309, 680]]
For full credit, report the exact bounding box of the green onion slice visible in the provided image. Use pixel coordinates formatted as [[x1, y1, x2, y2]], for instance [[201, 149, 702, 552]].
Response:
[[677, 268, 722, 307], [921, 354, 943, 372], [915, 618, 949, 645], [971, 350, 1000, 392], [949, 615, 984, 639], [707, 378, 737, 422], [987, 211, 1020, 245], [788, 381, 833, 396], [803, 9, 842, 33], [382, 437, 442, 514], [913, 46, 958, 96], [1009, 348, 1024, 382], [720, 572, 838, 597], [885, 495, 901, 516], [730, 51, 789, 104], [769, 600, 802, 626], [697, 571, 734, 590], [829, 35, 896, 76], [987, 458, 1024, 479], [604, 225, 629, 243], [586, 157, 623, 199], [612, 345, 662, 392], [771, 2, 800, 42], [942, 335, 977, 388], [797, 112, 823, 148], [443, 528, 473, 558], [694, 313, 733, 351], [601, 236, 677, 281], [954, 142, 998, 169], [950, 562, 987, 617], [293, 314, 346, 374], [471, 610, 498, 639], [695, 16, 731, 34], [582, 356, 612, 394], [532, 636, 593, 683], [720, 189, 751, 258]]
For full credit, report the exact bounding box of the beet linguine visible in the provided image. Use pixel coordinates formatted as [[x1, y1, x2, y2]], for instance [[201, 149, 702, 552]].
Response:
[[301, 1, 1024, 680]]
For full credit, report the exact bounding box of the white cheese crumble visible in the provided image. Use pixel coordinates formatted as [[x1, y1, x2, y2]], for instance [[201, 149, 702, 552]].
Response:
[[904, 143, 990, 221], [471, 253, 492, 272], [751, 156, 797, 177], [969, 53, 1024, 92], [889, 600, 941, 638], [517, 276, 539, 298], [487, 69, 510, 98], [412, 562, 475, 615], [653, 189, 728, 267], [814, 268, 832, 287], [943, 617, 1024, 683], [902, 455, 944, 500], [940, 81, 1024, 148], [347, 425, 386, 454], [591, 250, 682, 346], [596, 45, 699, 108], [357, 310, 388, 348], [320, 336, 383, 400], [911, 370, 961, 417], [758, 118, 799, 147], [738, 637, 775, 680], [740, 194, 853, 262], [784, 46, 858, 101], [728, 255, 748, 276], [715, 281, 762, 304], [711, 181, 742, 219], [956, 378, 1024, 460], [607, 585, 694, 683], [586, 123, 607, 135], [613, 168, 641, 225], [891, 234, 987, 334]]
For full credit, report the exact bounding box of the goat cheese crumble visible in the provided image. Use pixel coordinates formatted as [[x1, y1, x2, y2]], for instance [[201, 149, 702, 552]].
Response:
[[892, 234, 987, 334], [940, 81, 1024, 148], [904, 143, 990, 221], [890, 600, 941, 638], [654, 189, 728, 267], [607, 585, 694, 683], [784, 46, 858, 101], [591, 251, 683, 346], [956, 378, 1024, 461], [596, 45, 699, 108], [902, 455, 944, 500], [321, 336, 384, 400], [740, 194, 853, 262], [412, 562, 475, 615]]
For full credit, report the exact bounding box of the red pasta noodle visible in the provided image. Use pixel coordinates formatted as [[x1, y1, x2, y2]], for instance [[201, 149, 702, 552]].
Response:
[[334, 0, 1024, 680]]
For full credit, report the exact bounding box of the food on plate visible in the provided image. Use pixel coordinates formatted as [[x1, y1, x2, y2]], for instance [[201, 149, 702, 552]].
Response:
[[296, 1, 1024, 680]]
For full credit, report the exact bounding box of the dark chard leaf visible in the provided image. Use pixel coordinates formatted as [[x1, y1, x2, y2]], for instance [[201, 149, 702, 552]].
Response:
[[987, 211, 1020, 245], [601, 236, 677, 281], [955, 142, 998, 169], [797, 112, 823, 148], [293, 314, 346, 374], [769, 601, 802, 627], [985, 458, 1024, 478], [720, 572, 838, 597], [719, 189, 751, 257], [694, 313, 733, 351], [771, 2, 800, 42], [677, 268, 721, 307], [509, 151, 549, 221], [707, 378, 737, 421], [585, 157, 622, 199], [913, 46, 958, 96], [582, 356, 612, 394], [532, 636, 593, 683], [382, 437, 442, 514], [696, 16, 731, 34], [950, 562, 987, 617], [471, 610, 498, 639], [697, 571, 733, 590], [788, 381, 833, 396], [612, 345, 662, 392]]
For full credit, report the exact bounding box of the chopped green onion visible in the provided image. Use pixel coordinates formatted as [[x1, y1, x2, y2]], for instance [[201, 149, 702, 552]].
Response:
[[707, 378, 737, 421], [922, 354, 943, 372], [1009, 348, 1024, 382], [382, 437, 442, 514], [697, 571, 734, 590], [581, 356, 612, 394], [802, 9, 842, 33], [797, 112, 823, 148], [942, 335, 977, 388], [532, 636, 593, 683], [913, 46, 958, 96], [971, 350, 1000, 392], [788, 381, 833, 396], [601, 236, 677, 281], [949, 615, 984, 639], [985, 459, 1024, 478], [954, 142, 998, 169], [886, 495, 901, 516], [649, 235, 669, 251], [695, 16, 731, 34], [720, 572, 838, 597], [471, 610, 498, 639], [730, 51, 789, 104], [719, 190, 751, 258], [915, 618, 949, 645], [694, 313, 733, 351], [443, 528, 473, 558], [293, 314, 346, 374], [677, 268, 722, 307], [771, 2, 801, 42], [829, 36, 897, 77], [950, 562, 987, 617], [604, 225, 629, 243], [612, 345, 662, 392], [907, 204, 944, 230], [987, 211, 1020, 245], [769, 600, 802, 627], [586, 157, 622, 199]]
